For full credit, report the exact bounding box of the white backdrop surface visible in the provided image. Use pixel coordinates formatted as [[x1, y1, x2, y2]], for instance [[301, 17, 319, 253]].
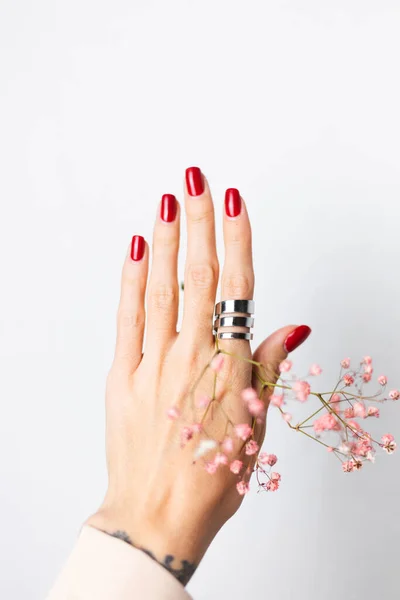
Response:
[[1, 1, 399, 598]]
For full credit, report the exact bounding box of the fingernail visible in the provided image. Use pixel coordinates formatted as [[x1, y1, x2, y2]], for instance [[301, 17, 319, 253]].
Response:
[[225, 188, 242, 217], [284, 325, 312, 353], [185, 166, 204, 196], [161, 194, 177, 222], [131, 235, 145, 261]]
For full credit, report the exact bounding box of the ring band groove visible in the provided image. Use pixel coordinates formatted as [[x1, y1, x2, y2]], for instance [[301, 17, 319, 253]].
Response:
[[214, 316, 254, 328]]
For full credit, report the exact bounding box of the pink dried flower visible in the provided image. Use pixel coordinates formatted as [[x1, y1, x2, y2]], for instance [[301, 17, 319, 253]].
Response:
[[258, 452, 277, 466], [230, 460, 243, 474], [354, 440, 373, 458], [266, 479, 279, 491], [364, 364, 373, 375], [167, 406, 180, 420], [327, 446, 334, 452], [330, 393, 342, 413], [363, 356, 373, 365], [343, 374, 354, 386], [344, 407, 355, 419], [241, 387, 258, 403], [381, 434, 397, 454], [234, 423, 252, 440], [210, 353, 224, 372], [389, 389, 400, 400], [247, 398, 265, 417], [191, 423, 203, 434], [205, 461, 218, 474], [313, 413, 341, 433], [222, 437, 234, 453], [367, 406, 380, 418], [353, 460, 363, 471], [378, 375, 387, 386], [245, 440, 259, 455], [249, 401, 265, 418], [197, 395, 211, 408], [270, 394, 284, 407], [181, 426, 194, 444], [353, 402, 367, 418], [347, 419, 362, 432], [214, 452, 228, 466], [279, 360, 292, 373], [342, 460, 356, 473], [309, 364, 322, 376], [338, 442, 353, 455], [236, 480, 250, 495], [341, 358, 351, 369], [270, 472, 281, 482], [282, 412, 292, 423], [363, 373, 372, 383], [292, 381, 311, 402]]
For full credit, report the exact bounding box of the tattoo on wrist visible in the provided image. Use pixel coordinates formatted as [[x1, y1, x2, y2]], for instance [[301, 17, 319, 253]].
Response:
[[106, 530, 197, 585]]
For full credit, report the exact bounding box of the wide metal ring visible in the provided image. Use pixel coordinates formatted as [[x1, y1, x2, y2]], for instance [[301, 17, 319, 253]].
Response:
[[214, 316, 254, 329], [214, 299, 255, 316], [216, 331, 253, 340]]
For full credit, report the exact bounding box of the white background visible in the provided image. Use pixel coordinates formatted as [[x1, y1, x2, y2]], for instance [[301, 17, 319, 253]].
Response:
[[1, 1, 400, 598]]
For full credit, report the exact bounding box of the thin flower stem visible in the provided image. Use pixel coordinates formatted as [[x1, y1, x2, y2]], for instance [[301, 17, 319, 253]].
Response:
[[219, 348, 262, 368], [297, 428, 334, 450], [212, 371, 217, 399], [200, 398, 215, 425], [297, 404, 326, 428], [317, 393, 362, 439]]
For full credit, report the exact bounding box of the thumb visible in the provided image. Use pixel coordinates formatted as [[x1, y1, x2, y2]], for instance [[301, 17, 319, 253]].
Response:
[[252, 325, 312, 398]]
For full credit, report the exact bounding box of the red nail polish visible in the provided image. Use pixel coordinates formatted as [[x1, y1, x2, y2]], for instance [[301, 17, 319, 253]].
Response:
[[185, 166, 204, 196], [131, 235, 145, 261], [161, 194, 177, 222], [284, 325, 311, 353], [225, 188, 241, 217]]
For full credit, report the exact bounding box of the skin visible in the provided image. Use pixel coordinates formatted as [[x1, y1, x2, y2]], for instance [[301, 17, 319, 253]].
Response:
[[86, 170, 304, 584]]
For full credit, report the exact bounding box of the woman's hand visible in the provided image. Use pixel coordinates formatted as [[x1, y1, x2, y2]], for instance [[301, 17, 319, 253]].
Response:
[[86, 167, 310, 584]]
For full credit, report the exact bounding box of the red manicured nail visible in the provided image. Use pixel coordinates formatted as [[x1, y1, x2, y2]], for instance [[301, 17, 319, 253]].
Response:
[[161, 194, 177, 222], [225, 188, 242, 217], [131, 235, 145, 261], [185, 166, 204, 196], [284, 325, 312, 353]]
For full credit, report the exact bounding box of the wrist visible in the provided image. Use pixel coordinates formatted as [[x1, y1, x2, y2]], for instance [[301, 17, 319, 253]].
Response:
[[85, 507, 204, 586]]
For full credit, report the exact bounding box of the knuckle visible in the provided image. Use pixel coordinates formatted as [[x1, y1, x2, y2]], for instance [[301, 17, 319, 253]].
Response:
[[189, 209, 214, 226], [188, 262, 218, 289], [149, 283, 177, 311], [117, 308, 145, 331], [153, 233, 178, 252], [222, 272, 253, 298]]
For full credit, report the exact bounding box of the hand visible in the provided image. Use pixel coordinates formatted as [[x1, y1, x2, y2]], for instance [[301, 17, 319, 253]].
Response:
[[86, 167, 311, 584]]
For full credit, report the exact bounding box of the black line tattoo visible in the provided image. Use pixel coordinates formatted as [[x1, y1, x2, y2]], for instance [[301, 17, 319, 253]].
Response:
[[107, 530, 197, 585]]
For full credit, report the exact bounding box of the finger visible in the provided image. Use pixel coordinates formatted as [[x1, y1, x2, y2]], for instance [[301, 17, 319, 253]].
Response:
[[180, 167, 219, 343], [144, 194, 180, 353], [113, 235, 149, 374], [218, 189, 254, 356], [251, 324, 312, 447], [252, 324, 312, 399]]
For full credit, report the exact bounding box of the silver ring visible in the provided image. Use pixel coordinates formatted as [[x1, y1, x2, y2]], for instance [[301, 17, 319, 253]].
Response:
[[216, 331, 253, 340], [214, 316, 254, 328], [214, 299, 255, 316]]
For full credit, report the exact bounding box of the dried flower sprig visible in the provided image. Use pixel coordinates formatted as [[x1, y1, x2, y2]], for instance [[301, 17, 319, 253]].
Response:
[[167, 348, 398, 495]]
